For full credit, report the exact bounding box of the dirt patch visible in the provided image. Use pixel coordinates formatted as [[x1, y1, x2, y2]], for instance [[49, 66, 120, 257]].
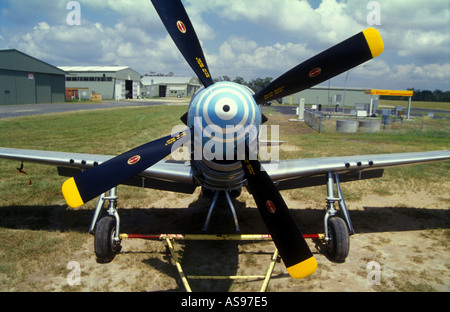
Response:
[[264, 113, 315, 136], [21, 185, 448, 292]]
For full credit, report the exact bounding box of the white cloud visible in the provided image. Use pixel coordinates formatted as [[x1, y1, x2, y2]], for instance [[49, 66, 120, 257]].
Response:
[[187, 0, 363, 45], [1, 0, 448, 89], [391, 63, 450, 83], [207, 35, 313, 79], [4, 18, 185, 75]]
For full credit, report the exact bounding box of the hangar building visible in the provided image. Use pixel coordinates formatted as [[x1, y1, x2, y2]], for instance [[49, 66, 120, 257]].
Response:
[[141, 76, 201, 98], [0, 49, 66, 105], [283, 86, 376, 111], [59, 66, 142, 100]]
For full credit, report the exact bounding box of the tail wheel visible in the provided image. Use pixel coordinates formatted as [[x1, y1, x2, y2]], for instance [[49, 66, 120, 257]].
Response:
[[326, 216, 349, 263], [94, 216, 121, 263]]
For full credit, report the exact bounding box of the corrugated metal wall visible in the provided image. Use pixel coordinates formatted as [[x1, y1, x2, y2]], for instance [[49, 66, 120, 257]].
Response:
[[0, 70, 65, 105], [0, 50, 65, 105]]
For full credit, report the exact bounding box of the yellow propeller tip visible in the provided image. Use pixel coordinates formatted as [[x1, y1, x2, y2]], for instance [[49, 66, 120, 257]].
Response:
[[362, 27, 384, 58], [286, 256, 317, 279], [62, 178, 84, 208]]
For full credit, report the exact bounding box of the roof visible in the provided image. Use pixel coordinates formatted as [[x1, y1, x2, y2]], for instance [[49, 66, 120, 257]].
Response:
[[59, 65, 142, 80], [307, 86, 370, 92], [141, 76, 200, 85], [0, 49, 66, 75], [58, 66, 131, 72]]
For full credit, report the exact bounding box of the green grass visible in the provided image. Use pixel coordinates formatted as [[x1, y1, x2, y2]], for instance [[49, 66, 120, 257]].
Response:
[[2, 104, 447, 207], [379, 99, 450, 111], [0, 105, 186, 154], [266, 110, 450, 207]]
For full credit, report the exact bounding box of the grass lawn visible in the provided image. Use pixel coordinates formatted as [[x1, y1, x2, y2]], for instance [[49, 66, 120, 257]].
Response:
[[379, 100, 450, 111]]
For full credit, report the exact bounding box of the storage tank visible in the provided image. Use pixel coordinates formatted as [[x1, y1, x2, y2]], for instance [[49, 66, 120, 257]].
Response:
[[336, 120, 358, 133], [359, 120, 381, 132]]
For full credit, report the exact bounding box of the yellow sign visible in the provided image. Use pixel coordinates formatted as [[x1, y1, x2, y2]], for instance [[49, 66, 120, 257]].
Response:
[[90, 93, 102, 101], [365, 89, 414, 97]]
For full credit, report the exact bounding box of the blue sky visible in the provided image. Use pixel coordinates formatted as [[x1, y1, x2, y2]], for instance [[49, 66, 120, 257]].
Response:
[[1, 0, 449, 91]]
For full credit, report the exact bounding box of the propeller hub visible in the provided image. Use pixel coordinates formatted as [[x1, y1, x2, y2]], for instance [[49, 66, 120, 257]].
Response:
[[188, 82, 261, 162]]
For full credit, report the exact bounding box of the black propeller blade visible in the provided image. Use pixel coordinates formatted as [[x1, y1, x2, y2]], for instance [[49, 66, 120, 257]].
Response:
[[241, 155, 317, 279], [62, 127, 191, 208], [151, 0, 214, 88], [253, 27, 384, 104]]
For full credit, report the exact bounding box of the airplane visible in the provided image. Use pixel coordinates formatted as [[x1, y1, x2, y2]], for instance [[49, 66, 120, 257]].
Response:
[[0, 0, 449, 280]]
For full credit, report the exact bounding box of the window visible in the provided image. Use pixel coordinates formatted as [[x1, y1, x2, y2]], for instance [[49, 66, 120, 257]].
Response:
[[66, 76, 113, 82]]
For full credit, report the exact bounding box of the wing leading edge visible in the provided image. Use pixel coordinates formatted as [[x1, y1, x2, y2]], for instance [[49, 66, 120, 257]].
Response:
[[0, 147, 448, 193], [0, 147, 196, 194], [265, 150, 450, 190]]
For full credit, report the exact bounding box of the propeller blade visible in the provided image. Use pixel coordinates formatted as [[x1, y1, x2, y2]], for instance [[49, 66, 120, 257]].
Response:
[[241, 156, 317, 279], [62, 127, 192, 208], [253, 27, 384, 104], [151, 0, 214, 87]]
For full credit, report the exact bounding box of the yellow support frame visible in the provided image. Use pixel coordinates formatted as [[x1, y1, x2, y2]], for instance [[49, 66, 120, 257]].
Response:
[[119, 233, 323, 292]]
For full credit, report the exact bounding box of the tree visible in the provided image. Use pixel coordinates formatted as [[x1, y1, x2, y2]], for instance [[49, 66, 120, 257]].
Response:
[[232, 76, 246, 85], [381, 88, 450, 102], [247, 77, 273, 93]]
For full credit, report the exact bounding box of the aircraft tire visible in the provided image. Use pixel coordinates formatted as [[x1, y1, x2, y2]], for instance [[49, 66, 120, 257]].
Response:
[[95, 216, 121, 263], [326, 216, 349, 263]]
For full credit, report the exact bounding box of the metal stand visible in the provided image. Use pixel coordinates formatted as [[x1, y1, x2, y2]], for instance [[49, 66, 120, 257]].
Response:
[[203, 190, 240, 232], [163, 235, 278, 292], [324, 172, 354, 241], [119, 233, 323, 292]]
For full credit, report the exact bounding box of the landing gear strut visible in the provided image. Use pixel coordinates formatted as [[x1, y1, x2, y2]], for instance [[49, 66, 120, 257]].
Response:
[[90, 187, 122, 263], [323, 172, 353, 262], [203, 190, 240, 232]]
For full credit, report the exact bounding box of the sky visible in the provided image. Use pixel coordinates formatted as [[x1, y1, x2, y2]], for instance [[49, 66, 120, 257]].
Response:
[[0, 0, 449, 91]]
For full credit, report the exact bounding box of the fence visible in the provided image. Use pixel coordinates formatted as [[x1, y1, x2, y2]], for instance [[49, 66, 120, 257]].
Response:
[[304, 109, 324, 133]]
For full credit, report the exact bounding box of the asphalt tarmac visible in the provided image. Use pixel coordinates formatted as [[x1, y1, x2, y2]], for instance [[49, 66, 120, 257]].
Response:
[[1, 100, 448, 119], [0, 100, 168, 119]]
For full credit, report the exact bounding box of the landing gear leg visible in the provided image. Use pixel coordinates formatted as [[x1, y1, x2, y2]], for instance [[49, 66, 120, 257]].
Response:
[[203, 190, 240, 232], [90, 187, 122, 263], [323, 172, 352, 262]]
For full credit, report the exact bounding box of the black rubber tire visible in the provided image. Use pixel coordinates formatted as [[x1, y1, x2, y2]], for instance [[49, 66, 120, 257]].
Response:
[[326, 216, 349, 263], [94, 216, 121, 263]]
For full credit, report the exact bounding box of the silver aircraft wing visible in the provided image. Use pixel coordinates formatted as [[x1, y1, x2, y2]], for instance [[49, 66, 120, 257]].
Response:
[[0, 147, 196, 194], [264, 150, 450, 190], [1, 147, 449, 193]]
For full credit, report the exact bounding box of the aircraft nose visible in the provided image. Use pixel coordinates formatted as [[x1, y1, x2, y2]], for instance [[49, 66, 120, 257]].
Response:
[[188, 81, 260, 135], [187, 81, 262, 161]]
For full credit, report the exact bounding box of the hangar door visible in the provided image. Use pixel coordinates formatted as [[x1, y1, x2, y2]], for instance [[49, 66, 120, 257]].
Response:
[[125, 80, 132, 99], [159, 85, 167, 97], [35, 73, 52, 103], [0, 70, 36, 105]]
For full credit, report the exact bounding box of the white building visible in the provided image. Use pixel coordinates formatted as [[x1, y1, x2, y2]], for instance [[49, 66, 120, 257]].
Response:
[[59, 66, 142, 100], [141, 76, 202, 98], [283, 86, 376, 110]]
